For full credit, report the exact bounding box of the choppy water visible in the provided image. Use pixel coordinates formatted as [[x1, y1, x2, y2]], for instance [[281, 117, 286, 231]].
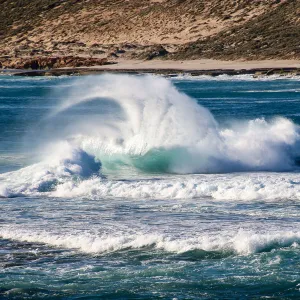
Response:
[[1, 74, 300, 299]]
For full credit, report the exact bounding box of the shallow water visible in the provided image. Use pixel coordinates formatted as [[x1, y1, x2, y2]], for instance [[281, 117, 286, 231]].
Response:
[[1, 74, 300, 299]]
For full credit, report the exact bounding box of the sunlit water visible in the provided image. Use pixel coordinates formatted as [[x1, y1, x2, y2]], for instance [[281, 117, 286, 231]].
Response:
[[1, 74, 300, 299]]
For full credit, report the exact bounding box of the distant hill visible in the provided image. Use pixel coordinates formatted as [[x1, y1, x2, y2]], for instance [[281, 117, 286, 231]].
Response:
[[0, 0, 299, 64]]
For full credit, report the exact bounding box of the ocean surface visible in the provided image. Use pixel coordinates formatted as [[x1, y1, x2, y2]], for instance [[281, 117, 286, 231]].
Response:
[[1, 74, 300, 299]]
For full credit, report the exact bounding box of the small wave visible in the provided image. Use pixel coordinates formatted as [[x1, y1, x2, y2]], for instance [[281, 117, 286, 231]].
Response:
[[50, 173, 300, 201], [238, 89, 300, 93], [1, 227, 299, 255], [2, 161, 300, 201], [172, 74, 300, 81]]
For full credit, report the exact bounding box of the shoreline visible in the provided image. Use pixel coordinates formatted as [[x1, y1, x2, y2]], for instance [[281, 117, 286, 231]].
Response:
[[1, 59, 300, 77]]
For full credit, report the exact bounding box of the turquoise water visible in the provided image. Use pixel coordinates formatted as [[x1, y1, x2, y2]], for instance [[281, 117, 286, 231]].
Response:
[[1, 74, 300, 299]]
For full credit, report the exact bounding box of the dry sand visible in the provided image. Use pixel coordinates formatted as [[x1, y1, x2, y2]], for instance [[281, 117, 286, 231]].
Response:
[[6, 59, 300, 77], [89, 59, 300, 71]]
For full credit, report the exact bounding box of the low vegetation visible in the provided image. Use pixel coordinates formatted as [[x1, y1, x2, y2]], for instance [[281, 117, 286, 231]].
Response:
[[0, 0, 299, 65]]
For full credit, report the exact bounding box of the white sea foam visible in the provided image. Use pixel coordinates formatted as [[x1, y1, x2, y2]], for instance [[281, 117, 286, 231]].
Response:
[[1, 226, 299, 255], [2, 163, 300, 201], [50, 173, 300, 201]]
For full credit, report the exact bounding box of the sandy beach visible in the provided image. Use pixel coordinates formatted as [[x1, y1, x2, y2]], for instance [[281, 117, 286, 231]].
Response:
[[5, 58, 300, 77], [89, 59, 300, 71]]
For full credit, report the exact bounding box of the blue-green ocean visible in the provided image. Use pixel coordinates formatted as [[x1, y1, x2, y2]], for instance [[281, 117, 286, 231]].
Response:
[[1, 74, 300, 299]]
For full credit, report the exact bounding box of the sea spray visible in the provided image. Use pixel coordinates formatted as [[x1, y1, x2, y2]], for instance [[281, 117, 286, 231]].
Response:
[[43, 74, 300, 173]]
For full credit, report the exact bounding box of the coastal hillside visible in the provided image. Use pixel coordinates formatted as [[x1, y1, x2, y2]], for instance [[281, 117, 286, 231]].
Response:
[[0, 0, 299, 68]]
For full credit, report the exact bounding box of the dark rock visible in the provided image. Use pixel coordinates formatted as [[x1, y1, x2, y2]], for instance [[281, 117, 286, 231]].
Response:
[[109, 52, 119, 58], [91, 43, 100, 48], [222, 15, 231, 20], [0, 56, 111, 69], [92, 49, 106, 55], [115, 48, 126, 54], [146, 45, 169, 60], [122, 43, 137, 50]]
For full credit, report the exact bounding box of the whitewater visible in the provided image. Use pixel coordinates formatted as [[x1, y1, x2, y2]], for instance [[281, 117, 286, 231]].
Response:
[[1, 74, 300, 299]]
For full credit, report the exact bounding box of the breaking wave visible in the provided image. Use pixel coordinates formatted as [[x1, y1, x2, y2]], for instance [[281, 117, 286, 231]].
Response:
[[39, 74, 300, 173], [1, 74, 300, 200]]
